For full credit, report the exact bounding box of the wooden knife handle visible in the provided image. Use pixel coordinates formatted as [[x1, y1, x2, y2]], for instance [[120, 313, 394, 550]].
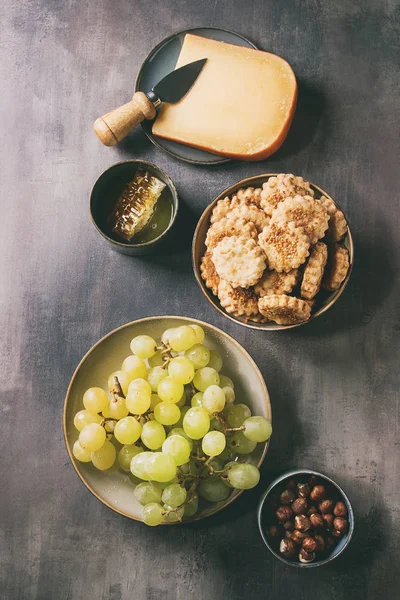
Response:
[[93, 92, 156, 146]]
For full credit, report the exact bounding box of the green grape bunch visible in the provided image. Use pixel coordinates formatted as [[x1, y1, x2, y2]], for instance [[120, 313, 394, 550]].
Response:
[[72, 324, 272, 526]]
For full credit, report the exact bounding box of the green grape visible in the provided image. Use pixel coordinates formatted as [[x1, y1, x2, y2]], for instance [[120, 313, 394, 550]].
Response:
[[130, 335, 157, 359], [114, 416, 142, 445], [79, 423, 106, 452], [74, 409, 102, 431], [184, 344, 210, 369], [151, 477, 179, 489], [72, 440, 92, 462], [147, 366, 167, 392], [198, 477, 230, 502], [91, 440, 116, 470], [118, 444, 143, 472], [219, 375, 234, 389], [176, 389, 187, 407], [179, 458, 200, 477], [210, 417, 224, 432], [163, 505, 184, 523], [191, 392, 204, 408], [157, 377, 184, 403], [183, 407, 210, 440], [227, 463, 260, 489], [147, 453, 177, 482], [147, 351, 165, 368], [201, 457, 224, 478], [83, 387, 109, 414], [130, 452, 153, 480], [218, 447, 235, 463], [202, 431, 226, 456], [161, 483, 187, 508], [189, 324, 205, 344], [121, 355, 148, 380], [150, 393, 162, 409], [243, 416, 272, 442], [202, 385, 225, 414], [175, 405, 190, 428], [154, 402, 181, 426], [162, 435, 191, 465], [184, 493, 199, 517], [193, 367, 220, 392], [229, 431, 257, 455], [108, 370, 130, 396], [103, 398, 129, 420], [134, 482, 162, 505], [126, 378, 152, 414], [226, 404, 251, 427], [167, 428, 193, 451], [222, 386, 235, 405], [168, 357, 195, 384], [104, 420, 116, 434], [207, 350, 223, 372], [142, 502, 163, 526], [141, 420, 166, 450], [169, 326, 197, 352], [161, 328, 175, 346]]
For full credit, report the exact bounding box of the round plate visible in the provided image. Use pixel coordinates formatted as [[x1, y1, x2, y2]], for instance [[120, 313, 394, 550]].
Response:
[[135, 27, 257, 165], [192, 175, 354, 330], [64, 316, 271, 523]]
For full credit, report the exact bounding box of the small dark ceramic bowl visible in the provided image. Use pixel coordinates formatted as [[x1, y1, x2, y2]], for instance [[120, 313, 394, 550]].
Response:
[[258, 469, 354, 567], [90, 160, 178, 255]]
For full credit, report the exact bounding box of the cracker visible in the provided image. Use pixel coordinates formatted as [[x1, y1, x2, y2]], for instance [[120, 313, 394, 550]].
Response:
[[322, 244, 350, 291], [258, 294, 311, 325], [200, 250, 220, 296], [260, 174, 314, 216], [226, 203, 270, 233], [217, 280, 259, 319], [319, 196, 347, 242], [210, 196, 233, 224], [236, 187, 262, 208], [271, 195, 329, 244], [205, 217, 257, 249], [254, 268, 300, 297], [212, 235, 266, 288], [300, 242, 328, 300], [258, 222, 310, 272]]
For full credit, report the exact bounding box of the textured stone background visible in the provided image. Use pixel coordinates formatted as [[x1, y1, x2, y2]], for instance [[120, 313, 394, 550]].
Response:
[[1, 1, 399, 598]]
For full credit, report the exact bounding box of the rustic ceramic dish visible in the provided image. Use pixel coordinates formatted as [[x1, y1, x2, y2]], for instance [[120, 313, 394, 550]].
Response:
[[135, 26, 257, 165], [192, 174, 354, 330], [258, 469, 355, 567], [90, 160, 178, 255], [64, 316, 272, 523]]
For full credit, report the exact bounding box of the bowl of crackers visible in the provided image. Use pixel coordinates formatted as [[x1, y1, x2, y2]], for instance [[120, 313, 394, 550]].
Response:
[[192, 174, 353, 330]]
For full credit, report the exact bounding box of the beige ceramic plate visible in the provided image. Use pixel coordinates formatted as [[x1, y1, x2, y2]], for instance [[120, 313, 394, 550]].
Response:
[[192, 174, 354, 331], [64, 316, 271, 523]]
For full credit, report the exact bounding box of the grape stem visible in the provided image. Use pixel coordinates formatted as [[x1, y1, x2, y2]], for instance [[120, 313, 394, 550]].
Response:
[[158, 342, 173, 367], [225, 426, 245, 433], [112, 376, 125, 399]]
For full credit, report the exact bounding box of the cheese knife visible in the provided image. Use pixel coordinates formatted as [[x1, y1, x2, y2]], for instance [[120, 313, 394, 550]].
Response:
[[93, 58, 207, 146]]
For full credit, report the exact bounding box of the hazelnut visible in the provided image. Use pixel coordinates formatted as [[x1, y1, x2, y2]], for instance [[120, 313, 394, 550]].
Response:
[[326, 535, 336, 549], [285, 529, 293, 539], [322, 513, 334, 530], [319, 499, 334, 514], [299, 549, 315, 563], [276, 505, 293, 523], [279, 538, 296, 558], [310, 485, 326, 502], [267, 525, 280, 538], [297, 482, 311, 498], [280, 489, 296, 505], [292, 497, 308, 514], [309, 513, 324, 530], [291, 530, 308, 545], [331, 529, 343, 538], [307, 505, 318, 517], [283, 520, 295, 531], [287, 479, 296, 490], [302, 536, 318, 553], [294, 515, 311, 532], [333, 517, 348, 534], [333, 501, 347, 517], [309, 475, 318, 486], [314, 534, 325, 552]]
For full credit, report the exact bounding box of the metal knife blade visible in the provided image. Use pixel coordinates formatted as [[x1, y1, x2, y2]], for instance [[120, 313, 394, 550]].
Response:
[[149, 58, 207, 105]]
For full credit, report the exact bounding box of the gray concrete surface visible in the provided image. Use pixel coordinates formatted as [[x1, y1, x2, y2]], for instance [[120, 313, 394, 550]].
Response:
[[1, 1, 399, 598]]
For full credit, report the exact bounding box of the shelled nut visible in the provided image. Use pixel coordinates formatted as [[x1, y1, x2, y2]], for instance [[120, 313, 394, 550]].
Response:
[[280, 538, 296, 558], [276, 506, 293, 523], [302, 536, 318, 553], [294, 515, 311, 532], [280, 489, 296, 505], [299, 549, 315, 563], [292, 497, 308, 514], [310, 485, 326, 502], [319, 499, 334, 514], [333, 501, 347, 517], [309, 513, 324, 530]]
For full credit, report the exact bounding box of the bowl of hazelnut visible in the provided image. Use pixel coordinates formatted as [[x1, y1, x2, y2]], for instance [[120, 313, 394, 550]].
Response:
[[257, 469, 354, 567]]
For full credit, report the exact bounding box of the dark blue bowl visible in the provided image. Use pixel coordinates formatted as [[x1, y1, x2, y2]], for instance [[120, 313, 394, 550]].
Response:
[[258, 469, 354, 568]]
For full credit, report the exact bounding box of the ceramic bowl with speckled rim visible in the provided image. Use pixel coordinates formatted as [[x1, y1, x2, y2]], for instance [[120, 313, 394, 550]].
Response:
[[258, 469, 354, 567], [192, 174, 354, 331], [63, 316, 272, 524]]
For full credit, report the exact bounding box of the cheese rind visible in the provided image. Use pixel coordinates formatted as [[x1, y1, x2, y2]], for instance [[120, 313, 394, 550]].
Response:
[[152, 35, 297, 161]]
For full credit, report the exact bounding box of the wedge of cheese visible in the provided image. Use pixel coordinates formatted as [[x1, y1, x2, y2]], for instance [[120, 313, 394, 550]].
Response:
[[152, 34, 297, 161]]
